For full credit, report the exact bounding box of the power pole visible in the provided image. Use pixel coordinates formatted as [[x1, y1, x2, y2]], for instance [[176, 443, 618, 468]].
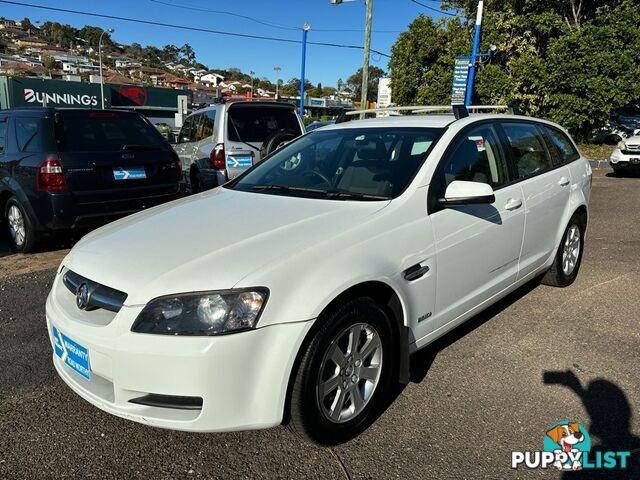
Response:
[[360, 0, 373, 118]]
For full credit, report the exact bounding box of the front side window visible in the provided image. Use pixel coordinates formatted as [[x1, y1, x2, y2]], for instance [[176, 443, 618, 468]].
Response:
[[229, 127, 443, 200], [439, 124, 509, 191], [502, 122, 553, 179], [179, 114, 198, 143]]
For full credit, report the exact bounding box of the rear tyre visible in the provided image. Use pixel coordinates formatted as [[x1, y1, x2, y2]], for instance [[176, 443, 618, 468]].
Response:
[[542, 212, 586, 287], [5, 197, 36, 253], [289, 298, 396, 446], [611, 168, 622, 177]]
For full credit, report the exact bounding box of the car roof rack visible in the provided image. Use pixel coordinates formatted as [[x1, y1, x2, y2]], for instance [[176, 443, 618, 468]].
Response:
[[337, 104, 520, 123]]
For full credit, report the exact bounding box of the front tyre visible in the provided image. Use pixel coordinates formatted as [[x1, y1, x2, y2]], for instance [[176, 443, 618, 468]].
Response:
[[542, 212, 586, 287], [289, 298, 396, 446]]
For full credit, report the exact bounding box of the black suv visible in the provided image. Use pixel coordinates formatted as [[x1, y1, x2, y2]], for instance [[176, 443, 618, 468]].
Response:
[[0, 108, 183, 252]]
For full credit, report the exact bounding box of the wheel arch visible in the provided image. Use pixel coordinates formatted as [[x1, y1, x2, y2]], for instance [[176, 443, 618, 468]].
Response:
[[282, 280, 410, 425]]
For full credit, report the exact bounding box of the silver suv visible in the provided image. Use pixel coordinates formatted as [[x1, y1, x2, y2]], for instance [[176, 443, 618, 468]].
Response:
[[173, 101, 305, 192]]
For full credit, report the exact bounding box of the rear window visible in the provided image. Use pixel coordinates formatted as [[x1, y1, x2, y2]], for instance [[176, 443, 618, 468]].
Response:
[[55, 111, 167, 152], [227, 105, 301, 143]]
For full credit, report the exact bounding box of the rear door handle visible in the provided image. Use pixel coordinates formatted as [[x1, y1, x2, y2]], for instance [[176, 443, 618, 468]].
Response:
[[505, 198, 523, 211], [558, 177, 570, 187]]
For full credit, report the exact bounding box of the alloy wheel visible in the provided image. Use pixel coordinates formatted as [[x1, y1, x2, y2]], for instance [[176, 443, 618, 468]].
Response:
[[7, 205, 26, 248], [317, 322, 383, 424], [562, 224, 581, 276]]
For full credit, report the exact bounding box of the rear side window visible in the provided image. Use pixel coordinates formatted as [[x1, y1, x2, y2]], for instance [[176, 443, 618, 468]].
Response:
[[439, 124, 509, 190], [195, 111, 215, 142], [502, 123, 553, 180], [543, 126, 580, 165], [0, 118, 6, 153], [56, 112, 166, 152], [14, 117, 54, 153], [227, 106, 301, 143]]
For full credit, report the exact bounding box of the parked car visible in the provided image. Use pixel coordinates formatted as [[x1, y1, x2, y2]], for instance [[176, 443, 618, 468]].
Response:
[[0, 108, 183, 252], [610, 134, 640, 175], [173, 101, 305, 193], [590, 109, 640, 145], [46, 109, 591, 445]]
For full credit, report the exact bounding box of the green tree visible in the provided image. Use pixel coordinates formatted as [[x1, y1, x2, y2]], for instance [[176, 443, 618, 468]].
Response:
[[179, 43, 196, 64], [389, 15, 469, 106], [346, 65, 387, 102], [78, 25, 115, 49]]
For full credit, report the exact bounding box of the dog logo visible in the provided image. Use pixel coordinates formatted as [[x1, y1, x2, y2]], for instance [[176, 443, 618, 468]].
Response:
[[544, 421, 590, 470]]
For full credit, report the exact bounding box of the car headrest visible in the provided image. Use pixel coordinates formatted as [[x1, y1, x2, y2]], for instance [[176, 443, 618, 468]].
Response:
[[355, 138, 387, 161]]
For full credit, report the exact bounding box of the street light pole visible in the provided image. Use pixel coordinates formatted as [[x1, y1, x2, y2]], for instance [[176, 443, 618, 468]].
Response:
[[465, 0, 483, 106], [360, 0, 373, 118], [274, 66, 281, 99], [99, 28, 114, 110], [299, 23, 310, 118]]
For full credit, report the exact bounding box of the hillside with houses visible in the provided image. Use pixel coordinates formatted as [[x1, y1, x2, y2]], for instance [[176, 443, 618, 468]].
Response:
[[0, 16, 356, 104]]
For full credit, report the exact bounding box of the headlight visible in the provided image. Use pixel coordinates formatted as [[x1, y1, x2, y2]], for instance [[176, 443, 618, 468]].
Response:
[[618, 140, 627, 151], [131, 289, 268, 336]]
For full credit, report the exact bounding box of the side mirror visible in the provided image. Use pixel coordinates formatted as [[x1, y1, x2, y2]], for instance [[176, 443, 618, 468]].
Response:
[[439, 180, 495, 207]]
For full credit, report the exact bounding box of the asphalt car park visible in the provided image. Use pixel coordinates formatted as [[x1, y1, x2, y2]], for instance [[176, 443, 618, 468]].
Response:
[[0, 168, 639, 479]]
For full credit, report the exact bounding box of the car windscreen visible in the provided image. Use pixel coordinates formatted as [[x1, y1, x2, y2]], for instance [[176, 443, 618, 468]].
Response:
[[227, 105, 302, 143], [228, 127, 444, 200], [54, 111, 168, 152]]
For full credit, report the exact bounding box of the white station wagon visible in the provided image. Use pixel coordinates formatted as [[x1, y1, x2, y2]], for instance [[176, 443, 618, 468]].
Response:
[[46, 106, 592, 445]]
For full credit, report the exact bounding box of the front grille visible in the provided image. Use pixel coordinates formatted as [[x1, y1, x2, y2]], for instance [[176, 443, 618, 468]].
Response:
[[62, 270, 128, 313], [624, 144, 640, 153]]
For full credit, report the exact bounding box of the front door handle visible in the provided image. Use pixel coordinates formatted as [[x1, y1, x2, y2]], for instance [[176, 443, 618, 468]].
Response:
[[558, 177, 570, 187], [404, 264, 430, 281], [505, 198, 523, 211]]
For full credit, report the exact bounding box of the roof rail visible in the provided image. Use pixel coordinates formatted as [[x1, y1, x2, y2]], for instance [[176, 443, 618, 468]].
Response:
[[342, 104, 519, 119]]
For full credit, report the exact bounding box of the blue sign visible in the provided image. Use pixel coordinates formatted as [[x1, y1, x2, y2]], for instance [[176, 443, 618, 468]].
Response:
[[113, 167, 147, 180], [451, 57, 470, 105], [52, 326, 91, 380], [227, 156, 253, 168]]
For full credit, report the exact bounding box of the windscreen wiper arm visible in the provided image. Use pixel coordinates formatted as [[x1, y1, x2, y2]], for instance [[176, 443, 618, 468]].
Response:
[[250, 184, 328, 194], [324, 191, 391, 201], [228, 116, 260, 152]]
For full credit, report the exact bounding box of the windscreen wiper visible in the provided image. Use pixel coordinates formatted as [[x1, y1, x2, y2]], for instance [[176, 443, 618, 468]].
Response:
[[228, 116, 260, 152], [250, 184, 328, 194], [324, 191, 391, 201]]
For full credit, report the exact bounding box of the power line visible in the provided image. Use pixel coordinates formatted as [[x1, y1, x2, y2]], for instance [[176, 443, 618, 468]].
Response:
[[150, 0, 404, 34], [0, 0, 391, 58], [409, 0, 458, 17]]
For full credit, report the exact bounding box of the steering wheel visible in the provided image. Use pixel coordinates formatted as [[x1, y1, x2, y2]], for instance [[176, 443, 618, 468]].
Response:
[[303, 170, 333, 187]]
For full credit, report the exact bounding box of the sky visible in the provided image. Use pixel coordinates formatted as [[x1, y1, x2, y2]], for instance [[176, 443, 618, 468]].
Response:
[[0, 0, 451, 87]]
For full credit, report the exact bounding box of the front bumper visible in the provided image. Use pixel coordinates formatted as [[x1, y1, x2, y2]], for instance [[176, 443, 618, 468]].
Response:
[[46, 273, 313, 432], [609, 149, 640, 170]]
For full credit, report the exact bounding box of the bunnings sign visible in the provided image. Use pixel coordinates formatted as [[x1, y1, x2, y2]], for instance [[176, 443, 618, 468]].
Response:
[[0, 77, 103, 108], [0, 76, 191, 111]]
